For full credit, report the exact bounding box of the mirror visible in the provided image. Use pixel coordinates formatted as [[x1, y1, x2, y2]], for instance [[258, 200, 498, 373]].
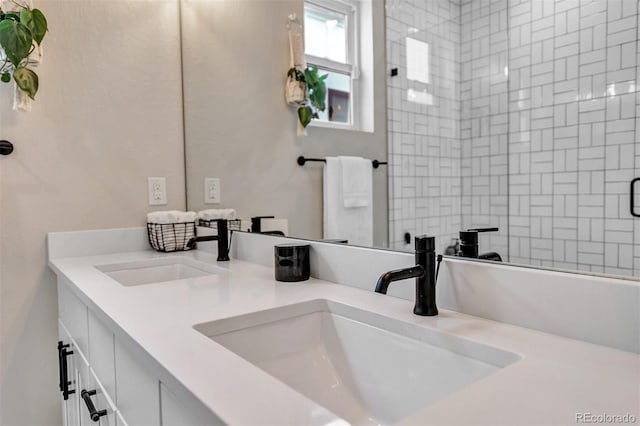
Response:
[[181, 0, 640, 280], [181, 0, 389, 247]]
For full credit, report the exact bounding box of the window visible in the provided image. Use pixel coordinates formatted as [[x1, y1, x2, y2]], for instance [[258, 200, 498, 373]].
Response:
[[304, 0, 358, 127]]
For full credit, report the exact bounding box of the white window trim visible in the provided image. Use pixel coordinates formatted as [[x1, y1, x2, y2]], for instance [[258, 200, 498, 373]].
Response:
[[304, 0, 360, 130]]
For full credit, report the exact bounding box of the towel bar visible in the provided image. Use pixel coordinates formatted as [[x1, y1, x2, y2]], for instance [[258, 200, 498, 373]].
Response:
[[297, 156, 387, 169]]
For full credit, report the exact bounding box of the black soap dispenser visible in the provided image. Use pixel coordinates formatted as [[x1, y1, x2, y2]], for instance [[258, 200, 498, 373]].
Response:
[[274, 243, 310, 282]]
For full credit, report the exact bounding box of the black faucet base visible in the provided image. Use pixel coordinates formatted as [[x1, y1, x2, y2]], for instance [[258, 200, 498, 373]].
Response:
[[413, 305, 438, 316]]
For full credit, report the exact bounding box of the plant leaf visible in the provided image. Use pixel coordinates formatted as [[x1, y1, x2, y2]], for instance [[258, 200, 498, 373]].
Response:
[[21, 8, 47, 45], [1, 72, 10, 83], [2, 13, 21, 22], [298, 106, 313, 128], [303, 66, 327, 111], [13, 66, 38, 99], [0, 20, 33, 66]]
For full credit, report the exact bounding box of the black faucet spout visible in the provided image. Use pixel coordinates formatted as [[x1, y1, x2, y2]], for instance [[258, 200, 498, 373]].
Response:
[[375, 266, 424, 294], [374, 235, 438, 316], [187, 219, 230, 261]]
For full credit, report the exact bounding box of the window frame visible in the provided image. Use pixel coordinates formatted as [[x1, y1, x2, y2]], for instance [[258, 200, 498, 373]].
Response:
[[304, 0, 360, 129]]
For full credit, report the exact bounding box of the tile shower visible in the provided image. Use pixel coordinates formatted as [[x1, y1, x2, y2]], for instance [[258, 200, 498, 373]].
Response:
[[387, 0, 640, 277]]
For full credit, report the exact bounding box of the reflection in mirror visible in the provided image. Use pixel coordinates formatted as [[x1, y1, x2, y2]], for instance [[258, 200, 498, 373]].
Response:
[[182, 0, 388, 247], [182, 0, 639, 279], [385, 0, 639, 279]]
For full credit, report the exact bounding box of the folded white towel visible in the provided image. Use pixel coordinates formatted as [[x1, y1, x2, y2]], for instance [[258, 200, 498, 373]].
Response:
[[339, 156, 372, 208], [147, 210, 197, 224], [323, 157, 373, 246], [197, 209, 237, 221]]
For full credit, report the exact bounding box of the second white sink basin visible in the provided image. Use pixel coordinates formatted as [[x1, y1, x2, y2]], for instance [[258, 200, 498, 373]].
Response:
[[195, 299, 521, 425], [97, 257, 217, 286]]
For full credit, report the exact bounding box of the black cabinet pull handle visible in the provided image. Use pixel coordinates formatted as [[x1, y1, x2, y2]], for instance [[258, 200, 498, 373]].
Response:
[[57, 341, 75, 400], [81, 389, 107, 422], [631, 178, 640, 217], [57, 341, 65, 392], [61, 347, 74, 400]]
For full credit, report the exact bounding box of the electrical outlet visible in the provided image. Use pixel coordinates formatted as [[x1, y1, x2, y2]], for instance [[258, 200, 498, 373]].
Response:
[[148, 177, 167, 205], [204, 178, 221, 204]]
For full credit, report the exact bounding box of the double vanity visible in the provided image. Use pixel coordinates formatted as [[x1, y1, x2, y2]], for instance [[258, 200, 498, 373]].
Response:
[[48, 228, 640, 425]]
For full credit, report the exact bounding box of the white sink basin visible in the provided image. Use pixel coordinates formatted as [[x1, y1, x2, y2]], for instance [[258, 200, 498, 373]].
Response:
[[195, 299, 521, 425], [97, 257, 217, 286]]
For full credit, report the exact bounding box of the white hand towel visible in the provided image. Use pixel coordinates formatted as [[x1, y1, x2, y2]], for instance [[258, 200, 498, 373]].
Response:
[[339, 156, 372, 208], [197, 209, 237, 221], [323, 157, 373, 246], [147, 210, 196, 224]]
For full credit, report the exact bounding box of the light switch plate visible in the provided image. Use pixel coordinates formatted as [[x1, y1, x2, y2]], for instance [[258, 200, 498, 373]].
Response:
[[204, 178, 221, 204], [148, 177, 167, 205]]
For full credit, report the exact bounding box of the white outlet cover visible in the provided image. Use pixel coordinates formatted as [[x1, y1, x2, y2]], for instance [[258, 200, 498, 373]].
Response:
[[148, 177, 167, 205], [205, 178, 221, 204]]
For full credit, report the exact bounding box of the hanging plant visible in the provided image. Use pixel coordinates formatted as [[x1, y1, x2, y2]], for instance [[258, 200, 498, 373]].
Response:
[[287, 65, 328, 129], [0, 3, 48, 100]]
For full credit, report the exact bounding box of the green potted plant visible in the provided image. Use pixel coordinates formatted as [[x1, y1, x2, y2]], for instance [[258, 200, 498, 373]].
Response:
[[0, 3, 47, 100], [287, 65, 328, 132]]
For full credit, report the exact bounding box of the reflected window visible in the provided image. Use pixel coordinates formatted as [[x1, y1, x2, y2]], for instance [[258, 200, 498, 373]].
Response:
[[304, 0, 358, 125], [406, 37, 430, 84], [305, 3, 347, 63]]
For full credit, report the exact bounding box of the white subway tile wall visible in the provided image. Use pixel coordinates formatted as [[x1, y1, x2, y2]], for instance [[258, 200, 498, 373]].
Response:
[[387, 0, 639, 277], [386, 0, 463, 251]]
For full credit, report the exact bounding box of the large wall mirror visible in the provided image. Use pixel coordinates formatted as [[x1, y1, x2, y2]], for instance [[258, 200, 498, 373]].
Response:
[[181, 0, 640, 280]]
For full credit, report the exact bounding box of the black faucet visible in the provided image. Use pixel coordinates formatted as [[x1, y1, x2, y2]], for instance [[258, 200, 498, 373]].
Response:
[[187, 219, 230, 261], [458, 227, 502, 261], [375, 235, 438, 316], [250, 216, 285, 236]]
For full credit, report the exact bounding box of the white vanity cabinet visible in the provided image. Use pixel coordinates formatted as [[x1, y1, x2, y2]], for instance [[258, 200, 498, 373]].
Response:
[[56, 277, 220, 426], [58, 278, 117, 426]]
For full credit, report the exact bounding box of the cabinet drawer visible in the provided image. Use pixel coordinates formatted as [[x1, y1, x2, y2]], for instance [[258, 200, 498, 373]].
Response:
[[78, 362, 117, 426], [88, 310, 116, 398], [58, 278, 89, 357]]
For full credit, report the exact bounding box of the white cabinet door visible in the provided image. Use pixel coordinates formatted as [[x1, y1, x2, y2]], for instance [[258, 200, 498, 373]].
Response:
[[58, 278, 89, 356], [77, 359, 117, 426], [91, 371, 117, 426], [88, 310, 116, 398], [114, 338, 160, 425], [77, 351, 93, 426]]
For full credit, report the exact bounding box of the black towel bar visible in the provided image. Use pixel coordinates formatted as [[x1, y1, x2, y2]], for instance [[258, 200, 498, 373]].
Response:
[[297, 156, 387, 169]]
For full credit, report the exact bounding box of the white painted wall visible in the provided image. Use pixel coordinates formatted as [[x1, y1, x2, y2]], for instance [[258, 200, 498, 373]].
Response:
[[0, 1, 185, 424]]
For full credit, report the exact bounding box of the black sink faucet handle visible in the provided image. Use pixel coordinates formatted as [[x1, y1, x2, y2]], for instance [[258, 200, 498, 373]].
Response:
[[251, 216, 275, 233], [467, 227, 499, 233], [459, 227, 499, 259]]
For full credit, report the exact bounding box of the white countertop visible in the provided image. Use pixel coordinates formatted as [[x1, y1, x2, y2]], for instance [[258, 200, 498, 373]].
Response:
[[49, 249, 640, 425]]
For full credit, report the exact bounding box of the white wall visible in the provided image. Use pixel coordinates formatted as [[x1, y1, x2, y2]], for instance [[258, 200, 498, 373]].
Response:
[[0, 1, 185, 424]]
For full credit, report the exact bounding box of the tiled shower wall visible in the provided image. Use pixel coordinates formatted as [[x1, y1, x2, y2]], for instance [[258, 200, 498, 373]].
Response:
[[386, 0, 462, 251], [387, 0, 639, 277], [460, 0, 510, 260], [506, 0, 638, 275]]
